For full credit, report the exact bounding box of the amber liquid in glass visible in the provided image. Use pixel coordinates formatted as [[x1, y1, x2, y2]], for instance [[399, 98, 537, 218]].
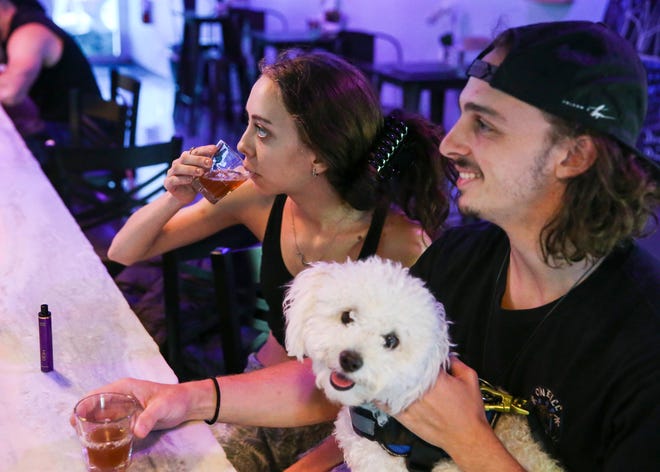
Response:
[[85, 425, 132, 470], [197, 168, 248, 203]]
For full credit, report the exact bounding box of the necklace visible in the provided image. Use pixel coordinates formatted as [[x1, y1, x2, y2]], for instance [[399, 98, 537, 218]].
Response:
[[289, 201, 354, 267], [481, 249, 599, 382]]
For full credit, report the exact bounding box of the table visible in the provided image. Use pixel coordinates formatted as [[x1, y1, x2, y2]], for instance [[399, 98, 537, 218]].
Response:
[[371, 61, 467, 124], [0, 108, 234, 470], [251, 29, 337, 62]]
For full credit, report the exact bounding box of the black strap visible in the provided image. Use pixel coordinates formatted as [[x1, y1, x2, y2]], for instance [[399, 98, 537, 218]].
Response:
[[357, 203, 387, 259], [350, 406, 449, 471]]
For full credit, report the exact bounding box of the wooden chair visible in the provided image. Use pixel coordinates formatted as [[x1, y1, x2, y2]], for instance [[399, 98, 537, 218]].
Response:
[[48, 136, 183, 229], [110, 69, 141, 147], [68, 89, 128, 148], [211, 243, 269, 374], [162, 226, 261, 376], [229, 6, 288, 70], [334, 29, 404, 84]]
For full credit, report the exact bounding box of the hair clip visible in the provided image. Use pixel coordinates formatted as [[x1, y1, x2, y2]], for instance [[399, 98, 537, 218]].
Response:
[[369, 114, 409, 178]]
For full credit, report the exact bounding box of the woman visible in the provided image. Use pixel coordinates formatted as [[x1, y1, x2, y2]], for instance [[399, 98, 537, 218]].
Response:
[[108, 50, 449, 471]]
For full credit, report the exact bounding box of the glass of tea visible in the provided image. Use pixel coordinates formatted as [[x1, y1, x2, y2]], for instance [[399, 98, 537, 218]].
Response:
[[190, 139, 251, 204], [74, 392, 140, 471]]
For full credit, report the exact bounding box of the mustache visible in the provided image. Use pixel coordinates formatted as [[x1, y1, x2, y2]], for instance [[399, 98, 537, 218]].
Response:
[[443, 155, 477, 184]]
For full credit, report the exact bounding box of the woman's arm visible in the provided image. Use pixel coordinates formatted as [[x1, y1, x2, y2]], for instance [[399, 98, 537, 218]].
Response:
[[218, 358, 339, 428], [108, 146, 271, 265], [76, 359, 340, 439]]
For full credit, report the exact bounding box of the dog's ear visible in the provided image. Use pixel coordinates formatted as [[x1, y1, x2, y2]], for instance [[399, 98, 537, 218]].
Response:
[[283, 262, 333, 359]]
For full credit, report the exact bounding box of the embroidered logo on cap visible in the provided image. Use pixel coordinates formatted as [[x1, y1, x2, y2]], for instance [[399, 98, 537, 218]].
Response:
[[587, 105, 615, 120], [561, 100, 616, 120]]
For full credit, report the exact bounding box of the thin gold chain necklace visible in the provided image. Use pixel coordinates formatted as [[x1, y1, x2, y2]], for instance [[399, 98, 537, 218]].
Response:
[[289, 201, 353, 267]]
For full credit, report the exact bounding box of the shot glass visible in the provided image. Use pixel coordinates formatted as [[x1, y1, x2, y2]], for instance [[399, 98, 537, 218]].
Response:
[[74, 393, 140, 472], [190, 140, 251, 204]]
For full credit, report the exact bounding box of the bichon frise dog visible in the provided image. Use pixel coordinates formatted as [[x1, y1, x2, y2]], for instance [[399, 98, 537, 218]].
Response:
[[284, 256, 563, 472]]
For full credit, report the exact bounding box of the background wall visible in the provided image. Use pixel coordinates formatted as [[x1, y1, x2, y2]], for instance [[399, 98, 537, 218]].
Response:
[[128, 0, 609, 79]]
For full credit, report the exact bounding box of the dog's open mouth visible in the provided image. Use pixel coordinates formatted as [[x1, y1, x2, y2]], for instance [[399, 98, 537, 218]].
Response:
[[330, 371, 355, 391]]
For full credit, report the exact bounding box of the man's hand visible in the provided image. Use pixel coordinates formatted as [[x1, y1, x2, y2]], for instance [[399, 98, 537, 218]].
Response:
[[395, 357, 525, 471]]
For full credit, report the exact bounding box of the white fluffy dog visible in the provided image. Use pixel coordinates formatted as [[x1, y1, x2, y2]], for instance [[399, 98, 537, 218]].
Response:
[[284, 256, 563, 472]]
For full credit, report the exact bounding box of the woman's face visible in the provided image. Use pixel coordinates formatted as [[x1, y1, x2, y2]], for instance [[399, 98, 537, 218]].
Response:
[[237, 76, 320, 195]]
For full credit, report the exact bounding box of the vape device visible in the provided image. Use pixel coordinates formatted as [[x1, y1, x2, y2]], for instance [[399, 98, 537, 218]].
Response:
[[39, 304, 53, 372]]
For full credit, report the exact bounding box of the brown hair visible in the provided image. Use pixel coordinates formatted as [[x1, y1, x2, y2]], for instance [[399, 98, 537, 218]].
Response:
[[259, 50, 449, 236], [489, 29, 659, 263], [541, 115, 659, 263]]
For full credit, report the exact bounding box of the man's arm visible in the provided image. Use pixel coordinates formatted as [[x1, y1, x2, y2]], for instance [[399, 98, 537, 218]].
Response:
[[0, 23, 61, 105]]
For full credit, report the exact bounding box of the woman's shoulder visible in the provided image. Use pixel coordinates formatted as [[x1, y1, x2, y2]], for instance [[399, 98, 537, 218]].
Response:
[[376, 208, 431, 267]]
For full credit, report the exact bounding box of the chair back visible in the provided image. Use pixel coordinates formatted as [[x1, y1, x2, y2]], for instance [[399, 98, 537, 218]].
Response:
[[229, 7, 288, 34], [335, 29, 404, 69], [69, 89, 129, 148], [110, 69, 141, 146], [161, 227, 261, 376], [211, 243, 268, 374], [49, 136, 183, 229]]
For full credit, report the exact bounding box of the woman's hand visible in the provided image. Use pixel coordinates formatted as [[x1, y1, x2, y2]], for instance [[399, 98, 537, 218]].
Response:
[[70, 378, 194, 439], [164, 145, 215, 205]]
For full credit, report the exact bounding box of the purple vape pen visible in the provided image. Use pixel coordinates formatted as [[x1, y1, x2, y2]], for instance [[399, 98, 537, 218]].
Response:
[[38, 304, 53, 372]]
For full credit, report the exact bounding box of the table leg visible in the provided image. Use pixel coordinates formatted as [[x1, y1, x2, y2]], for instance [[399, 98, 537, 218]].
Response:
[[402, 85, 422, 115]]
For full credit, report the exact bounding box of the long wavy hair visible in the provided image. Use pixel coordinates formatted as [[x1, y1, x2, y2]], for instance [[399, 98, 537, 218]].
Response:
[[259, 50, 449, 237], [541, 115, 659, 264]]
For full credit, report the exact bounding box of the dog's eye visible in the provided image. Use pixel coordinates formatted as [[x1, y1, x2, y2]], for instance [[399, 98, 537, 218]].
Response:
[[341, 311, 353, 325], [383, 332, 399, 349]]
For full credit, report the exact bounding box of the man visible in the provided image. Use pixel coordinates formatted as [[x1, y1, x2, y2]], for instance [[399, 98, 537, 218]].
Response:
[[75, 21, 659, 470], [397, 20, 659, 470], [0, 0, 101, 143]]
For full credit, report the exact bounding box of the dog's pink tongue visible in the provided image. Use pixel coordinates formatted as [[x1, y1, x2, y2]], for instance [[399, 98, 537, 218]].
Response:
[[330, 371, 355, 390]]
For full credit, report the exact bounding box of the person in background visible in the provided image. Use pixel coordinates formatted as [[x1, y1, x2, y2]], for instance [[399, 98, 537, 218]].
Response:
[[107, 49, 449, 471], [77, 20, 659, 471], [0, 0, 101, 151]]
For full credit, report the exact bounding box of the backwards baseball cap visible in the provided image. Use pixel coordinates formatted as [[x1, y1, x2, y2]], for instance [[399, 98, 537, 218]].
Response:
[[466, 21, 648, 157]]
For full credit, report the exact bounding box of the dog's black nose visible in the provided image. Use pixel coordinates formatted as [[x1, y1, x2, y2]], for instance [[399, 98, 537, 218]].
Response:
[[339, 350, 363, 373]]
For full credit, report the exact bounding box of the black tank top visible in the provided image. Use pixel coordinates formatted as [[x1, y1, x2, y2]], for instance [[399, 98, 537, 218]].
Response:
[[3, 8, 101, 122], [261, 194, 387, 345]]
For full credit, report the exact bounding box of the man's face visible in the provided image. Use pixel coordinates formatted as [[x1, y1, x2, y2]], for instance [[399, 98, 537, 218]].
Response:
[[440, 48, 569, 228]]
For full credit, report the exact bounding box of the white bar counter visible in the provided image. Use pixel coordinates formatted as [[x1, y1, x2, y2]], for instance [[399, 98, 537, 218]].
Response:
[[0, 107, 234, 471]]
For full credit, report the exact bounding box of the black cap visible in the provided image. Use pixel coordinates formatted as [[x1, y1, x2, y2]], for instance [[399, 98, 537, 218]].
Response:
[[467, 21, 648, 157]]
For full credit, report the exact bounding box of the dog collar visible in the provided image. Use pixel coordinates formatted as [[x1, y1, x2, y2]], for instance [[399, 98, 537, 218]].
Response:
[[350, 381, 526, 470], [350, 406, 449, 471]]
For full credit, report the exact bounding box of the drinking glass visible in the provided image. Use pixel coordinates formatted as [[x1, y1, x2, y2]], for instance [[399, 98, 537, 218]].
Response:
[[74, 392, 139, 471], [190, 139, 251, 204]]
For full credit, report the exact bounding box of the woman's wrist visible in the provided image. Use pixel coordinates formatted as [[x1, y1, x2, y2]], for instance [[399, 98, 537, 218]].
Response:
[[183, 378, 220, 422]]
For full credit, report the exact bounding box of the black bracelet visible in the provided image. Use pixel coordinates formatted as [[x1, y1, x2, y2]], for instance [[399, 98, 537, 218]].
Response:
[[204, 377, 221, 425]]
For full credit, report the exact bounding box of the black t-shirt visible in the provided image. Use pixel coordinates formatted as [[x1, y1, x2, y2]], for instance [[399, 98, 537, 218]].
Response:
[[411, 221, 660, 470], [260, 195, 387, 345], [2, 8, 101, 122]]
